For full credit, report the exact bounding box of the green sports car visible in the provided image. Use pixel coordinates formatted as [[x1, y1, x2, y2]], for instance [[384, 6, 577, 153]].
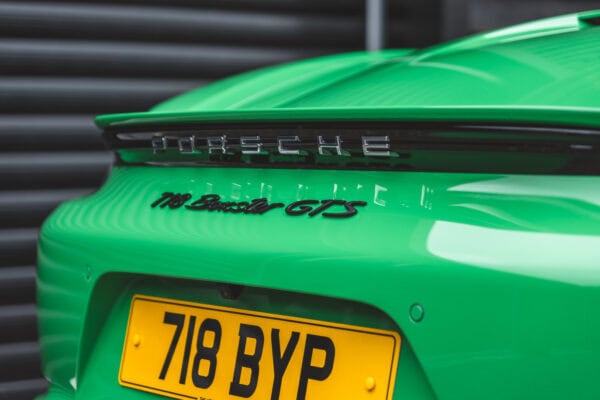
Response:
[[37, 11, 600, 400]]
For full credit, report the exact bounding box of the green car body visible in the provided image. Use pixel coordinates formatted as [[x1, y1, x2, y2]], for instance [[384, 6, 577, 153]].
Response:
[[38, 11, 600, 400]]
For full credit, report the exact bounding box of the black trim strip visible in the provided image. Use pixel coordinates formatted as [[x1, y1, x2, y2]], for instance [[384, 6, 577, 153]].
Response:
[[103, 121, 600, 174], [104, 120, 600, 144]]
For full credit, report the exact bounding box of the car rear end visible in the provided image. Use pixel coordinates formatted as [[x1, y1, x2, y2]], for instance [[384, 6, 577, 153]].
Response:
[[37, 12, 600, 400]]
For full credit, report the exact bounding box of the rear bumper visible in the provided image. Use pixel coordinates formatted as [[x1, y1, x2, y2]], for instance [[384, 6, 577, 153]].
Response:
[[38, 166, 600, 399]]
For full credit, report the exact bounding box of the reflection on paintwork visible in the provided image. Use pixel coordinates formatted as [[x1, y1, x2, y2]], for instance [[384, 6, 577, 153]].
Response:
[[452, 202, 540, 231], [230, 182, 242, 200], [484, 14, 578, 39], [420, 185, 434, 210], [427, 220, 600, 286], [448, 176, 600, 207], [294, 183, 306, 200], [374, 184, 388, 206], [411, 61, 500, 83]]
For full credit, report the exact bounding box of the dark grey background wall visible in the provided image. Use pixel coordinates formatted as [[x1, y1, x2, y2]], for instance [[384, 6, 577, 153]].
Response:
[[0, 1, 598, 399]]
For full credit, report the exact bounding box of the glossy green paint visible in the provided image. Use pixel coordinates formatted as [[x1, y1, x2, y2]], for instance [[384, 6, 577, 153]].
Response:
[[38, 166, 600, 400], [96, 11, 600, 130], [39, 11, 600, 400]]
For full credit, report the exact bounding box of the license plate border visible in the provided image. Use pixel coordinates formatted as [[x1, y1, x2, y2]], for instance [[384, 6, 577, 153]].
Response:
[[119, 294, 401, 400]]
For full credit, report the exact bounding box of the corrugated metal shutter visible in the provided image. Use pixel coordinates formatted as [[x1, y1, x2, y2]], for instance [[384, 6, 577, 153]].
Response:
[[0, 1, 440, 398]]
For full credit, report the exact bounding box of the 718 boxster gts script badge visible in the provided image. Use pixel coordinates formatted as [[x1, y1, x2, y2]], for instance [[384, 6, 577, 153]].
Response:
[[151, 193, 367, 219]]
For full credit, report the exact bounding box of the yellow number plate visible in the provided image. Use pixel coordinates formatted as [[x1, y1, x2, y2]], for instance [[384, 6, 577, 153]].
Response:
[[120, 295, 401, 400]]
